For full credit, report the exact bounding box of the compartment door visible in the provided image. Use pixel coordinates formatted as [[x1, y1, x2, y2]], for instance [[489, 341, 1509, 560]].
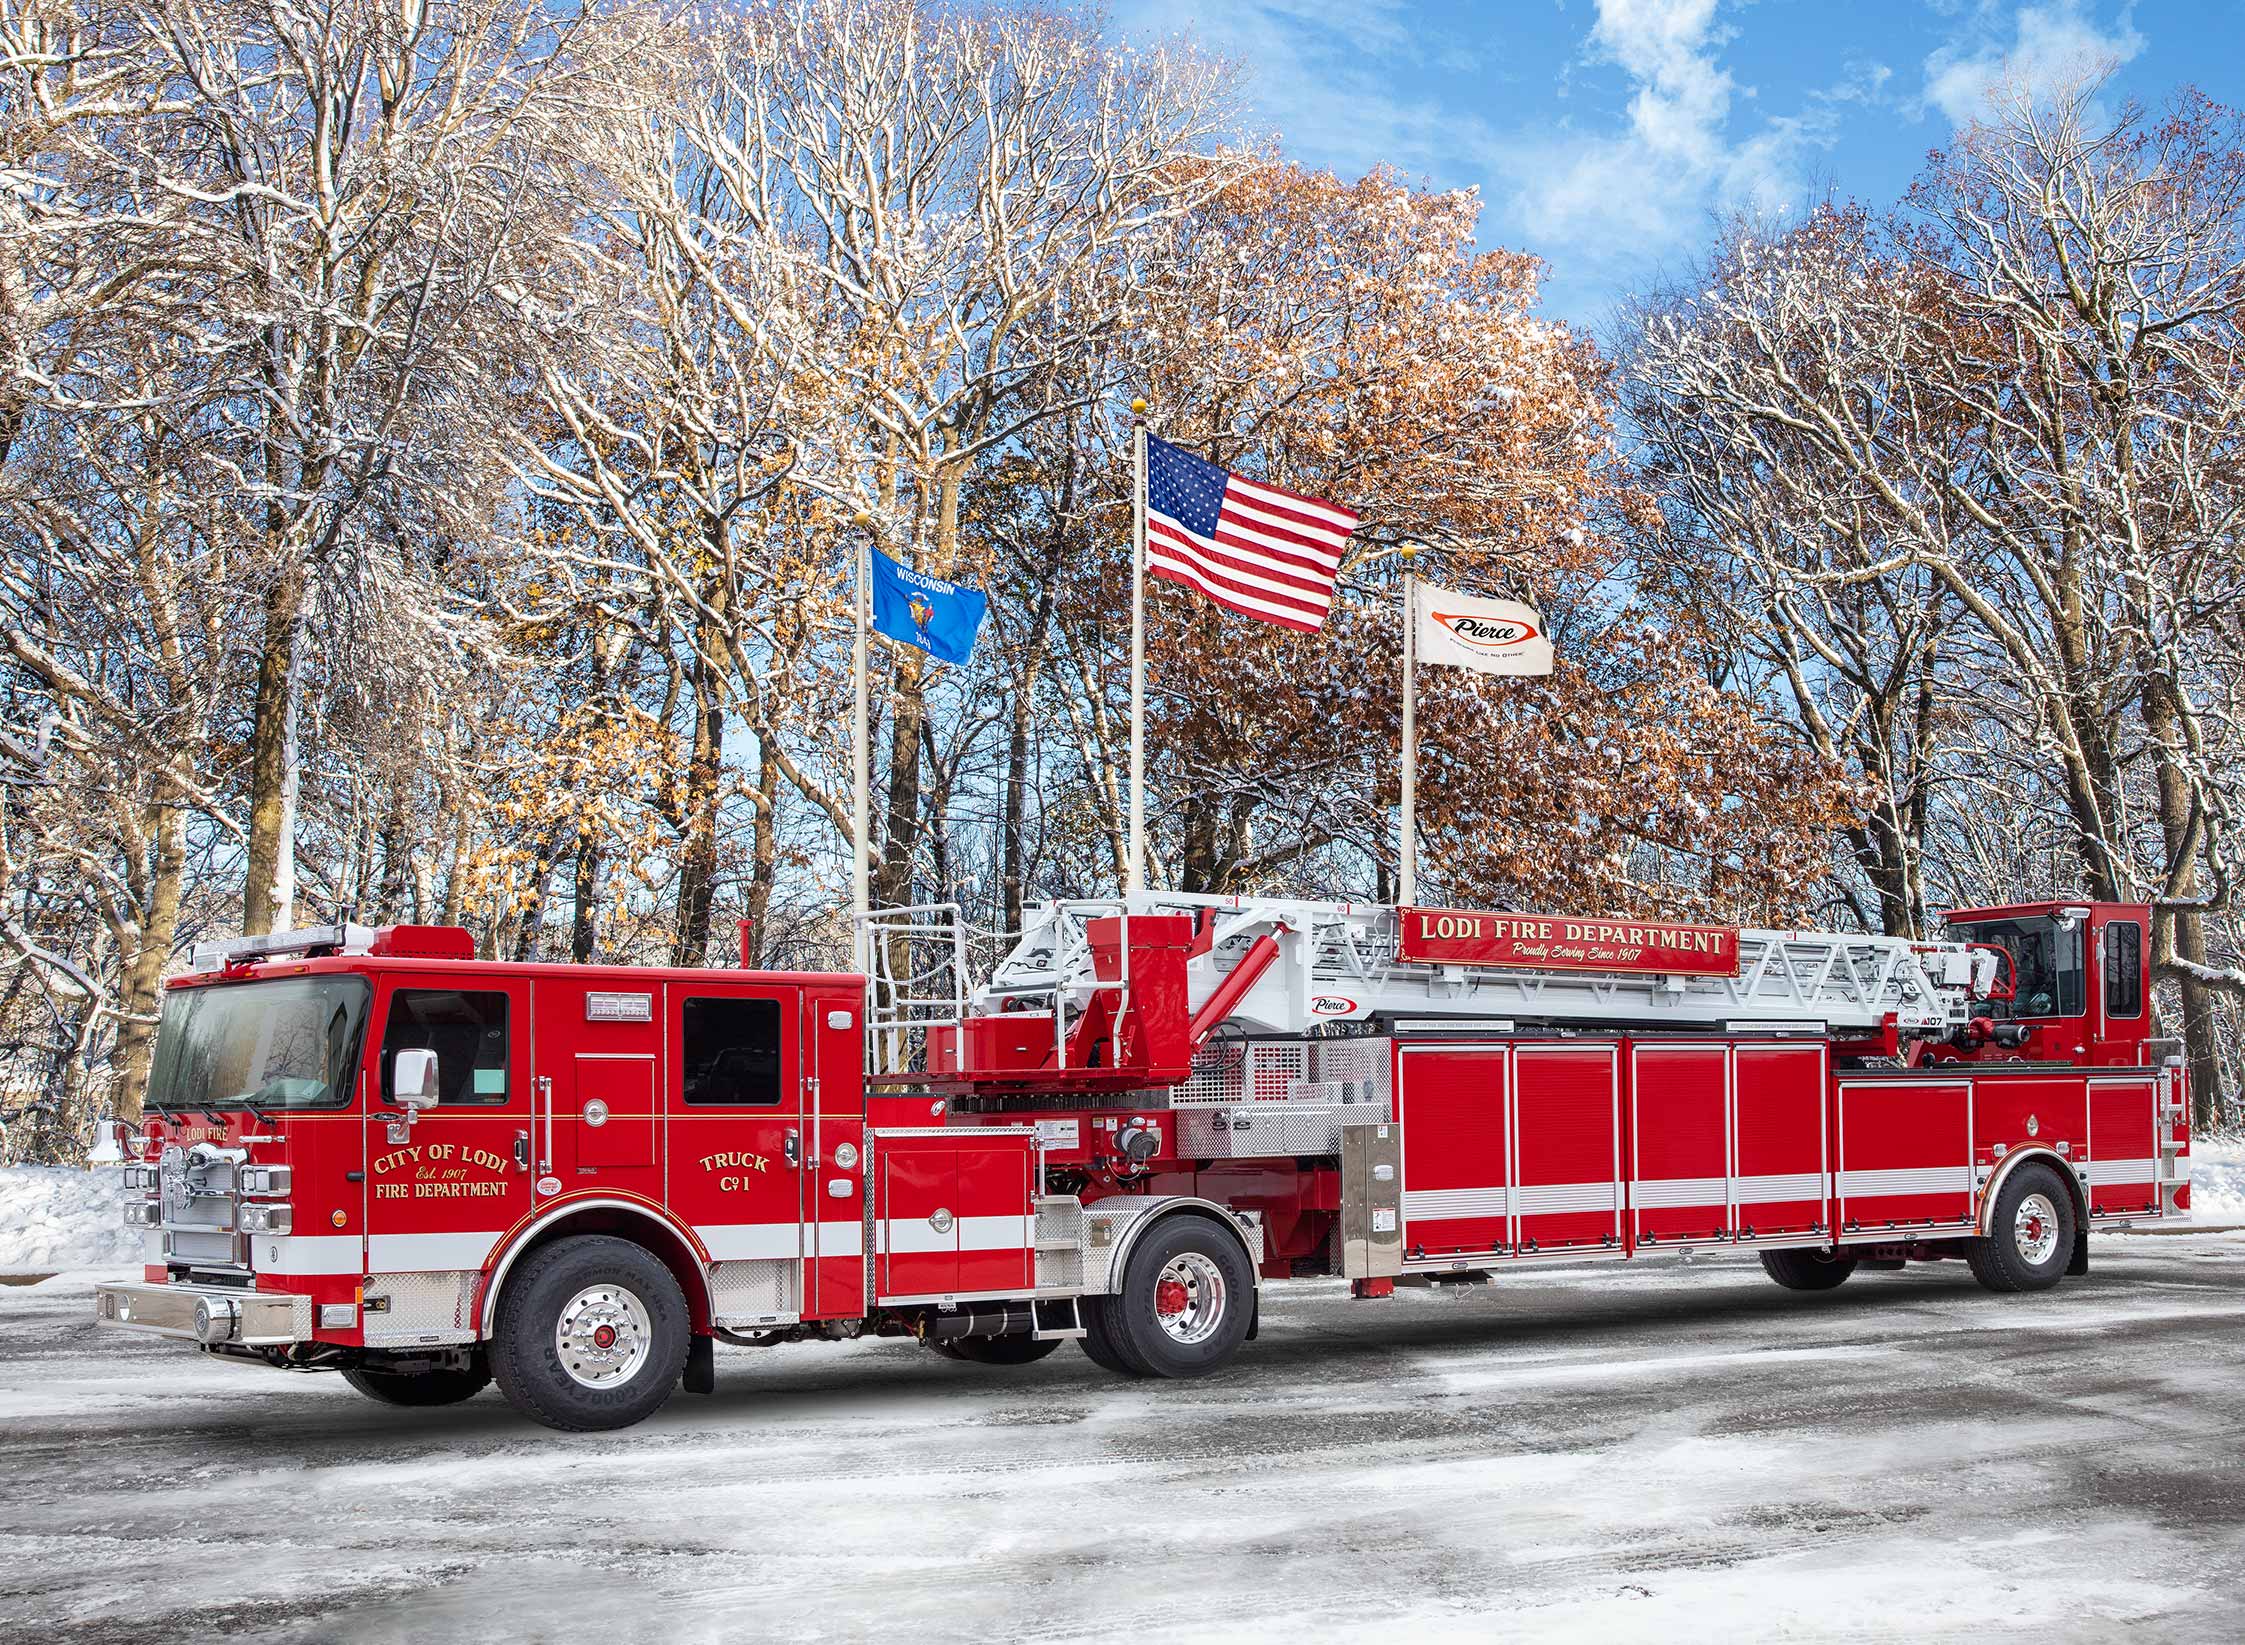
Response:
[[805, 987, 867, 1317], [1732, 1042, 1827, 1241], [874, 1130, 1036, 1301], [1397, 1046, 1510, 1261], [1837, 1077, 1973, 1236], [877, 1136, 958, 1300], [1513, 1043, 1622, 1255], [1629, 1042, 1729, 1246], [955, 1140, 1035, 1294], [2087, 1077, 2159, 1217]]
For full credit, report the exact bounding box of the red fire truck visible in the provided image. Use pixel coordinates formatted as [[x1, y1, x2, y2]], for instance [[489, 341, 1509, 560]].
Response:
[[94, 893, 2190, 1431]]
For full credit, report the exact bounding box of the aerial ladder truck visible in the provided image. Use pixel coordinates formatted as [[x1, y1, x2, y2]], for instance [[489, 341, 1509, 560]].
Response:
[[95, 892, 2186, 1429]]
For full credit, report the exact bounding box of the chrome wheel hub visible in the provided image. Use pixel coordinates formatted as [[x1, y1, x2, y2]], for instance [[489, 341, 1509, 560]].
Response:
[[2014, 1192, 2061, 1266], [1151, 1252, 1227, 1346], [555, 1284, 652, 1388]]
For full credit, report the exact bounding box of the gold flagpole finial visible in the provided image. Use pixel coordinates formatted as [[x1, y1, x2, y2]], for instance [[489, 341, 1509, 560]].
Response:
[[1130, 398, 1148, 417]]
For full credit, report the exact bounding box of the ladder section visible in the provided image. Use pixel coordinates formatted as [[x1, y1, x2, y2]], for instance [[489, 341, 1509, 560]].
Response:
[[980, 894, 1980, 1039]]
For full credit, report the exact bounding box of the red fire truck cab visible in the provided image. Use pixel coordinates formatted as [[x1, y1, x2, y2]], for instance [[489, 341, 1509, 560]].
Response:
[[95, 894, 2190, 1431]]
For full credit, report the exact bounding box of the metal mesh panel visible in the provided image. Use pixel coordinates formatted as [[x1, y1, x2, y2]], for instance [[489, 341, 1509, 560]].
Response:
[[711, 1259, 798, 1319], [1178, 1040, 1247, 1106], [1312, 1038, 1393, 1112], [1249, 1043, 1307, 1101], [363, 1270, 480, 1347]]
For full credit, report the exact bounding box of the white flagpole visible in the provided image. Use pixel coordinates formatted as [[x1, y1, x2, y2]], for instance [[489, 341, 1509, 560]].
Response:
[[1399, 543, 1419, 909], [850, 510, 871, 932], [1127, 400, 1148, 897]]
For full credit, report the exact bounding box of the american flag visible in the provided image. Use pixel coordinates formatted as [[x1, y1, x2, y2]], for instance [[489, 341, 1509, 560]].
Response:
[[1143, 434, 1357, 633]]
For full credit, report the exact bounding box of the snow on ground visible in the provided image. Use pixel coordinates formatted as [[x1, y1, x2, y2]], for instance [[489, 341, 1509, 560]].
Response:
[[6, 1236, 2245, 1643], [2189, 1132, 2245, 1221], [0, 1164, 140, 1273]]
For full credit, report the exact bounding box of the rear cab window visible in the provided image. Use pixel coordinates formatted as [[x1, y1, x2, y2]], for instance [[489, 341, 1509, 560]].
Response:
[[681, 997, 784, 1106]]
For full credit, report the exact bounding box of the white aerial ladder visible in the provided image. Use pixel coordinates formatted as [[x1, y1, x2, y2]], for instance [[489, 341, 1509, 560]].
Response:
[[859, 894, 1997, 1071]]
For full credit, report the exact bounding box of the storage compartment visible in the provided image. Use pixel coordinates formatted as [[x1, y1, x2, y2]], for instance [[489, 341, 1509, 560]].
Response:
[[872, 1128, 1036, 1302], [1836, 1076, 1972, 1234]]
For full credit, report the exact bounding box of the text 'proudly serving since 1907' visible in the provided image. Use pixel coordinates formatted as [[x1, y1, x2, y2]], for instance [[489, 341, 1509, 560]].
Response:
[[1398, 907, 1741, 977]]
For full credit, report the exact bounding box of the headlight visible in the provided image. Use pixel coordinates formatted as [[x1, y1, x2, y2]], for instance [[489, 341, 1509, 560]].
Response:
[[122, 1201, 162, 1228], [239, 1165, 292, 1196], [237, 1202, 293, 1235]]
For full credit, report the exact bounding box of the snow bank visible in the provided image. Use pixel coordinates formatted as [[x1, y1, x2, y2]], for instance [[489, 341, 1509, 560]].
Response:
[[2191, 1133, 2245, 1224], [0, 1166, 141, 1273]]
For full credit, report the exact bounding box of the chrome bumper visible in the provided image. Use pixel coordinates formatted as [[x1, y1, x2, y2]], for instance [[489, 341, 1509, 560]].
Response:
[[94, 1281, 310, 1346]]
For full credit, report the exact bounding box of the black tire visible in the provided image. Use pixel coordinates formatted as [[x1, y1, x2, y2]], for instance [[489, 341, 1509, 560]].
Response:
[[340, 1361, 491, 1407], [489, 1235, 689, 1432], [944, 1333, 1062, 1366], [1968, 1163, 2076, 1294], [1760, 1248, 1858, 1292], [1077, 1297, 1147, 1376], [1099, 1214, 1255, 1379]]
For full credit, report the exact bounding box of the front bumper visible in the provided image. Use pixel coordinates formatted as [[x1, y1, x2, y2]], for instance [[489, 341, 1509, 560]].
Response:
[[94, 1281, 310, 1346]]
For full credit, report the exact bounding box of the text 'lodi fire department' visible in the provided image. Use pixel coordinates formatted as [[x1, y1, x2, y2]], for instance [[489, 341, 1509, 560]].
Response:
[[94, 892, 2189, 1430]]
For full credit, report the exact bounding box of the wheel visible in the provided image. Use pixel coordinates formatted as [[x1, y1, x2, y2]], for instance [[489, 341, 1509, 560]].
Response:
[[340, 1361, 491, 1407], [489, 1235, 690, 1432], [1969, 1163, 2076, 1293], [1759, 1248, 1858, 1292], [1097, 1214, 1255, 1379], [1077, 1297, 1146, 1376], [943, 1333, 1062, 1366]]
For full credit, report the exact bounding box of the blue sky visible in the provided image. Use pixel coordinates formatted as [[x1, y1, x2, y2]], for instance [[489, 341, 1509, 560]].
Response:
[[1110, 1, 2245, 332]]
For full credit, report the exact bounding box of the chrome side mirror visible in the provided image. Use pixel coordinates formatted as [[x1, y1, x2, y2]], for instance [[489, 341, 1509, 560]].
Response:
[[392, 1048, 441, 1112]]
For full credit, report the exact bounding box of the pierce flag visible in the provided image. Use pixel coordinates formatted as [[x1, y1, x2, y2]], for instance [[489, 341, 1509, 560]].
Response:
[[868, 547, 986, 666], [1412, 582, 1554, 676]]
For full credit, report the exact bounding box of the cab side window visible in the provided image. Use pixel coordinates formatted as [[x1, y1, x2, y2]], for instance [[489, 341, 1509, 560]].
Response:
[[381, 989, 511, 1105], [681, 997, 783, 1106], [2105, 921, 2144, 1019]]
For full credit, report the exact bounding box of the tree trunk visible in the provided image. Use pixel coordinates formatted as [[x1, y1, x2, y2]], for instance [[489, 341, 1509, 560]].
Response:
[[111, 802, 186, 1122], [671, 662, 724, 967], [744, 735, 780, 968], [571, 830, 603, 963], [2144, 672, 2230, 1128], [242, 564, 309, 934]]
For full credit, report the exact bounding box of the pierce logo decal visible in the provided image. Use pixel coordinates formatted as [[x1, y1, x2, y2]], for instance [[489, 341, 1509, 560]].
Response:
[[1432, 612, 1542, 652]]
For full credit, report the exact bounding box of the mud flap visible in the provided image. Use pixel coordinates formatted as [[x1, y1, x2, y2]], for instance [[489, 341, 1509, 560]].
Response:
[[1245, 1290, 1259, 1342], [683, 1333, 716, 1394], [2067, 1223, 2090, 1277]]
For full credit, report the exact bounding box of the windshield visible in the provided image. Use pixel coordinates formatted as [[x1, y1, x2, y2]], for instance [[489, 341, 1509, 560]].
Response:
[[149, 977, 372, 1112], [1948, 916, 2085, 1020]]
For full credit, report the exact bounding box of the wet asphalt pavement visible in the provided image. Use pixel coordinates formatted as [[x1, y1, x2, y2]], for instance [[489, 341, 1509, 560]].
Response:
[[4, 1234, 2244, 1643]]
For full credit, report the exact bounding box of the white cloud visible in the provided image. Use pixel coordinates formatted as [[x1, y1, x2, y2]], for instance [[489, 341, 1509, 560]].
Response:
[[1501, 0, 1863, 271], [1115, 0, 1481, 180], [1920, 2, 2145, 126], [1109, 0, 1888, 323]]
